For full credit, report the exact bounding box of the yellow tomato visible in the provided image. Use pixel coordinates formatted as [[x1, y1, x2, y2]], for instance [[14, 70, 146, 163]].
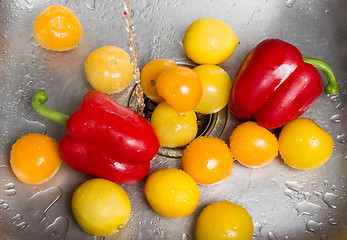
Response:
[[85, 46, 133, 94], [182, 137, 233, 185], [140, 59, 178, 103], [71, 178, 131, 236], [10, 133, 62, 184], [183, 18, 239, 64], [196, 200, 254, 240], [156, 66, 202, 112], [151, 102, 198, 148], [279, 118, 333, 170], [33, 4, 83, 51], [144, 168, 200, 218], [193, 64, 232, 114], [229, 121, 278, 168]]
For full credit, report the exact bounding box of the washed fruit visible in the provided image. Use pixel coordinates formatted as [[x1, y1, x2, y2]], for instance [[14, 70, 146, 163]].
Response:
[[193, 64, 232, 114], [33, 4, 83, 51], [183, 17, 239, 64], [229, 121, 278, 168], [140, 59, 178, 103], [182, 137, 233, 185], [71, 178, 131, 236], [151, 102, 198, 148], [196, 200, 254, 240], [156, 66, 202, 112], [279, 118, 333, 170], [144, 168, 200, 218], [10, 133, 62, 184], [85, 46, 133, 94]]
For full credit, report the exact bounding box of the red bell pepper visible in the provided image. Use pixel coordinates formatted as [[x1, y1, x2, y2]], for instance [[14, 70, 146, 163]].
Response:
[[229, 38, 340, 129], [31, 90, 159, 183]]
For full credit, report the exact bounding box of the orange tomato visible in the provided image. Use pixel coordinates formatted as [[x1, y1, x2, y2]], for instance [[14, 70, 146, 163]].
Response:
[[33, 4, 83, 51], [156, 66, 202, 112], [229, 121, 278, 168], [182, 137, 233, 185], [140, 59, 178, 103], [10, 133, 62, 184]]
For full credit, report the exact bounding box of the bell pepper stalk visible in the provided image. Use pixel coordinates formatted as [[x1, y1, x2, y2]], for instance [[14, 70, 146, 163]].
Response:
[[31, 90, 160, 183], [229, 38, 340, 130]]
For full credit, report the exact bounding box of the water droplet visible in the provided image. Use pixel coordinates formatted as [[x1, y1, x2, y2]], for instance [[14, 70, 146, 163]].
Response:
[[285, 0, 297, 7], [254, 222, 264, 238], [4, 183, 16, 196], [336, 133, 346, 143], [328, 218, 339, 225], [85, 0, 96, 10], [0, 199, 9, 210], [267, 231, 278, 240], [323, 192, 338, 208], [11, 214, 28, 230], [285, 181, 303, 192], [336, 102, 344, 110], [321, 235, 328, 240], [330, 95, 339, 102], [181, 233, 191, 240], [325, 9, 332, 14], [284, 236, 290, 240], [45, 216, 69, 239], [306, 220, 324, 232], [330, 114, 341, 123], [25, 0, 34, 13], [296, 201, 321, 216]]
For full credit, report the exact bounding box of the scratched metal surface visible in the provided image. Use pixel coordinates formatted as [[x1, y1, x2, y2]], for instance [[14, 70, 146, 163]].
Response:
[[0, 0, 346, 239]]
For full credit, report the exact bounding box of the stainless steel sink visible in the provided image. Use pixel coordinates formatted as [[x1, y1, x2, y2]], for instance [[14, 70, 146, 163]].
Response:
[[0, 0, 346, 239]]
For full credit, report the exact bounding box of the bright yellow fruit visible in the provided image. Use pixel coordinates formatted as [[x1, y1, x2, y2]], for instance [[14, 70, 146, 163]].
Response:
[[10, 133, 62, 184], [144, 168, 200, 218], [183, 18, 239, 64], [71, 178, 131, 236], [279, 118, 333, 170], [196, 200, 254, 240]]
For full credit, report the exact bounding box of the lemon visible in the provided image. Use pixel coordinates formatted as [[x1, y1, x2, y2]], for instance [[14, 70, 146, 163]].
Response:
[[71, 178, 131, 236], [183, 18, 239, 64], [196, 200, 254, 240], [144, 168, 200, 218]]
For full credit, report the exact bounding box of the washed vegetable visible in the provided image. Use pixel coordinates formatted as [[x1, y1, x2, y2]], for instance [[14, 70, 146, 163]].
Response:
[[85, 46, 133, 94], [71, 178, 131, 236], [144, 168, 200, 218], [140, 58, 178, 103], [182, 137, 233, 185], [156, 66, 202, 112], [183, 17, 239, 64], [150, 102, 198, 148], [31, 90, 159, 183], [229, 121, 278, 168], [196, 201, 253, 240], [229, 38, 340, 129], [193, 64, 232, 114], [33, 4, 83, 51], [279, 118, 333, 170], [10, 133, 62, 184]]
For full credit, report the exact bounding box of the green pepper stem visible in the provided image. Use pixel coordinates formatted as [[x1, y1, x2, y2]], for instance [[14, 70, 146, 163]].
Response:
[[303, 57, 340, 95], [31, 90, 69, 127]]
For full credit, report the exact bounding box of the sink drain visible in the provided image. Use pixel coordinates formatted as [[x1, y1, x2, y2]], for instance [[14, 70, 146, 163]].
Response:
[[128, 85, 230, 158]]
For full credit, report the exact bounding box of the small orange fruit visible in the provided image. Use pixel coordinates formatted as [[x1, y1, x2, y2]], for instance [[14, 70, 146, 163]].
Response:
[[229, 121, 278, 168], [33, 4, 83, 51], [10, 133, 62, 184], [182, 137, 233, 185]]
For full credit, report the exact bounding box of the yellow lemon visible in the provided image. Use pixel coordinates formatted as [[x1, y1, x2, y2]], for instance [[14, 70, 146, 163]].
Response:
[[196, 200, 254, 240], [71, 178, 131, 236], [144, 168, 200, 218]]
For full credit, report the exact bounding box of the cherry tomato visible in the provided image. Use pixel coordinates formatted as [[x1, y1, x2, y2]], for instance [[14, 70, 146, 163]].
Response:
[[156, 66, 202, 112], [196, 200, 254, 240], [150, 102, 197, 148], [193, 64, 232, 114], [10, 133, 62, 184], [33, 4, 83, 52], [182, 137, 233, 185], [140, 59, 178, 103], [183, 18, 239, 64], [279, 118, 333, 170], [229, 121, 278, 168], [85, 46, 133, 94]]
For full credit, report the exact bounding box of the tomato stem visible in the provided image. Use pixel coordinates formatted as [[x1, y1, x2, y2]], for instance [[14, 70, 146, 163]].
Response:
[[31, 90, 69, 127]]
